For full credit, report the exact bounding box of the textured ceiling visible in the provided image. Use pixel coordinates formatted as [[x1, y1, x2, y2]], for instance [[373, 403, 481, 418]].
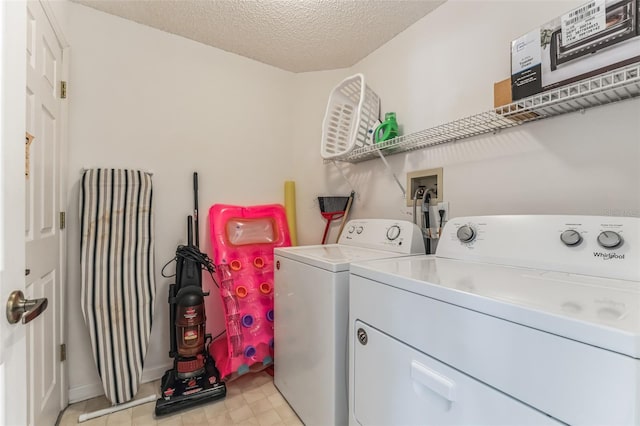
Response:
[[71, 0, 445, 72]]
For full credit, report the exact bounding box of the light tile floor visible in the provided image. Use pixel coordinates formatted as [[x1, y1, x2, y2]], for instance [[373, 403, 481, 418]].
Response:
[[57, 372, 303, 426]]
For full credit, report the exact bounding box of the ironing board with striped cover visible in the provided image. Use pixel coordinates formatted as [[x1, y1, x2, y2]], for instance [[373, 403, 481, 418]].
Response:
[[80, 169, 156, 404]]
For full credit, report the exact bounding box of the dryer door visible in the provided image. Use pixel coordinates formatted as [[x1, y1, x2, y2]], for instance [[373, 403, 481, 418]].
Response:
[[352, 321, 561, 426]]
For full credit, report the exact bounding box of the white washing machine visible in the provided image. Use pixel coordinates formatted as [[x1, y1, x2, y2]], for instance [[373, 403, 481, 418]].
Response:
[[349, 215, 640, 426], [274, 219, 425, 426]]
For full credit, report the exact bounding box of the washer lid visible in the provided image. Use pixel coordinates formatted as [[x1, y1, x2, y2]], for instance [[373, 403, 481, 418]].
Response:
[[275, 244, 414, 272], [351, 255, 640, 358]]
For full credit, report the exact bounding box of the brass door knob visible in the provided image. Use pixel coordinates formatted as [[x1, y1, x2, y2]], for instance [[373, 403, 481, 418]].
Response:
[[6, 290, 48, 324]]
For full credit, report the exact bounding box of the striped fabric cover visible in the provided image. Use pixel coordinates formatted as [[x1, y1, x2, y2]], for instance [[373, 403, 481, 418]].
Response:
[[80, 169, 155, 404]]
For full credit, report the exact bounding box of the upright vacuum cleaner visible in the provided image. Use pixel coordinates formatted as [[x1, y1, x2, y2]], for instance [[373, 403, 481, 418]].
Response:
[[155, 173, 226, 416]]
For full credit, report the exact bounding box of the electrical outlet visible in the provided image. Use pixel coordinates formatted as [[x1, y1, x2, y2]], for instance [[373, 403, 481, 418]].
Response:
[[437, 202, 449, 227]]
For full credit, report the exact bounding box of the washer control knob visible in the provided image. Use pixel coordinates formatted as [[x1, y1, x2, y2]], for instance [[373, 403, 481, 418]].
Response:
[[356, 226, 364, 234], [597, 231, 623, 249], [560, 230, 582, 246], [457, 225, 476, 243], [348, 226, 355, 234], [386, 225, 401, 241]]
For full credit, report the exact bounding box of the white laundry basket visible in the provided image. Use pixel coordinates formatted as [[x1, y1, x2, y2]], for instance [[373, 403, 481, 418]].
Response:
[[321, 74, 380, 160]]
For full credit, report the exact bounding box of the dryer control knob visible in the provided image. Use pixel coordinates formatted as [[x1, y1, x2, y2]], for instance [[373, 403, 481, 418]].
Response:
[[457, 225, 476, 243], [597, 231, 623, 249], [386, 225, 401, 241], [348, 226, 355, 234], [560, 230, 582, 246]]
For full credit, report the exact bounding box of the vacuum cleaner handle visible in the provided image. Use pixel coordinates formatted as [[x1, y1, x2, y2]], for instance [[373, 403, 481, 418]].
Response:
[[193, 172, 199, 248], [187, 216, 193, 247]]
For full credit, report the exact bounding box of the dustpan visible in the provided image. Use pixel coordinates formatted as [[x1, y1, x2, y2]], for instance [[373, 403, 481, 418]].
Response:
[[318, 196, 350, 244]]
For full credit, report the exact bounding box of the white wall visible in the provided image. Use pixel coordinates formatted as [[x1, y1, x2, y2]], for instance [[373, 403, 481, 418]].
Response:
[[291, 0, 640, 246], [290, 69, 352, 244], [61, 2, 294, 402]]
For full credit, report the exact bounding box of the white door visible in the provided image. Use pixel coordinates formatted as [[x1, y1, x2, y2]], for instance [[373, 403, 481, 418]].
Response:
[[1, 1, 67, 425], [1, 1, 28, 425], [25, 0, 67, 425]]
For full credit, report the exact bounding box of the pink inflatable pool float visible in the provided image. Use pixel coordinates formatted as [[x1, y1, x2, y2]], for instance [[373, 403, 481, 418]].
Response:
[[208, 204, 291, 379]]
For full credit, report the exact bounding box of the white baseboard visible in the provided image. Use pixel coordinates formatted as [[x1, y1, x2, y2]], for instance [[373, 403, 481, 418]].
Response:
[[141, 363, 171, 384], [68, 382, 104, 404], [68, 363, 171, 404]]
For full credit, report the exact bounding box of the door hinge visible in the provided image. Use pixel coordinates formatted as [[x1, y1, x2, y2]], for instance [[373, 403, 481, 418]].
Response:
[[60, 81, 67, 99], [59, 211, 65, 230], [60, 343, 66, 362]]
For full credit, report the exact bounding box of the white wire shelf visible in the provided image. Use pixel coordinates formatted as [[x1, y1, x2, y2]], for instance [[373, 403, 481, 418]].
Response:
[[331, 62, 640, 164]]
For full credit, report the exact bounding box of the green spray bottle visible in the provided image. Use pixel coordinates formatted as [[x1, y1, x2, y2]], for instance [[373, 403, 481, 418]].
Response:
[[374, 112, 399, 144]]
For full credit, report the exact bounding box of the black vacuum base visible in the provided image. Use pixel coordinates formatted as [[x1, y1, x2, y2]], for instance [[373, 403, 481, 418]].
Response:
[[155, 357, 227, 417], [155, 381, 226, 416]]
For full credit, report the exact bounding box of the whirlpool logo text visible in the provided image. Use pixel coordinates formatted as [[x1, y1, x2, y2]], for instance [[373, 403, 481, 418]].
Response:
[[593, 252, 625, 260]]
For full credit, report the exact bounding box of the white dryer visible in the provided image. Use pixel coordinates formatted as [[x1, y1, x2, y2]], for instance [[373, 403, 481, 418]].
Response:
[[349, 215, 640, 426], [274, 219, 425, 426]]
